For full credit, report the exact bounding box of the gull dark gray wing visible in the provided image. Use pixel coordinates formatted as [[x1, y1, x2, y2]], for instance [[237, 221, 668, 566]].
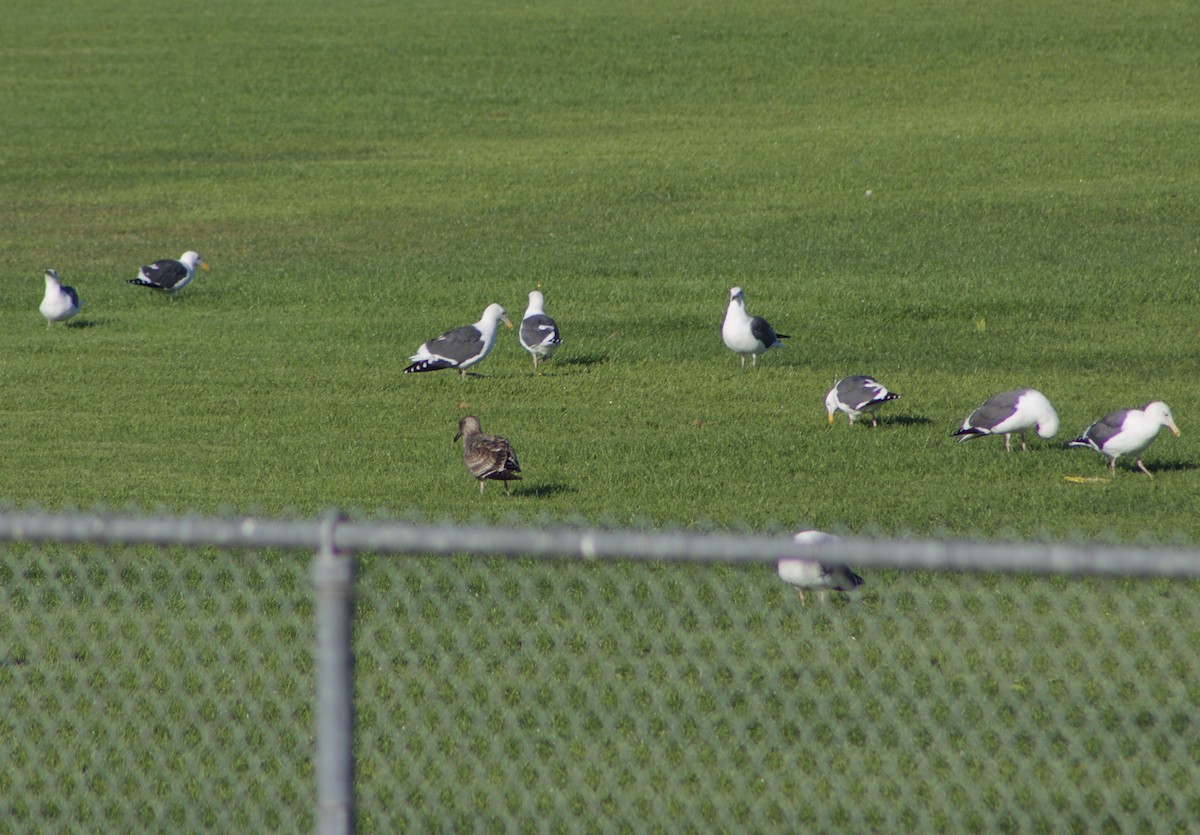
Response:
[[838, 376, 890, 410], [1082, 410, 1132, 448], [967, 390, 1023, 431], [749, 316, 784, 346], [520, 314, 561, 351], [820, 563, 865, 592], [425, 325, 484, 363], [139, 259, 189, 289]]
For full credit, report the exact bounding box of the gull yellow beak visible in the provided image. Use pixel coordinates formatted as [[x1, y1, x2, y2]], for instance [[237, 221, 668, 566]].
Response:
[[503, 316, 513, 330], [827, 413, 835, 426], [1169, 422, 1181, 437], [200, 260, 210, 272]]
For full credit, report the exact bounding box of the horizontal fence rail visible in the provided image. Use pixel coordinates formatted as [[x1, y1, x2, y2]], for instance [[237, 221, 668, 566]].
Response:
[[2, 509, 1199, 576]]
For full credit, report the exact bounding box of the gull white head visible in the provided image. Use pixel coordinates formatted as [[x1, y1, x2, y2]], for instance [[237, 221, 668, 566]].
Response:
[[1030, 390, 1060, 439], [1036, 411, 1060, 439], [792, 529, 840, 547], [1144, 401, 1180, 436], [482, 303, 513, 331], [180, 251, 210, 273], [823, 388, 840, 424]]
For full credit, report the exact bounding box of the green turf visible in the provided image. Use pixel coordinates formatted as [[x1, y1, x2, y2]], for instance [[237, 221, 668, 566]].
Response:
[[3, 0, 1200, 829], [2, 0, 1198, 538]]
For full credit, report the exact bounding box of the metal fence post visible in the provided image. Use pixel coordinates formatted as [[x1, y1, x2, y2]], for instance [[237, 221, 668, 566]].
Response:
[[313, 513, 356, 835]]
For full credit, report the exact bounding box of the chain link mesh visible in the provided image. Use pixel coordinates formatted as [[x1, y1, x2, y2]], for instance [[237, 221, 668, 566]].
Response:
[[354, 557, 1200, 832], [4, 539, 1199, 832], [0, 543, 313, 833]]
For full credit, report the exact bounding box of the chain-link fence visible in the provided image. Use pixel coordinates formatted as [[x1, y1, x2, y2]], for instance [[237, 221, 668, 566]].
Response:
[[2, 511, 1199, 833]]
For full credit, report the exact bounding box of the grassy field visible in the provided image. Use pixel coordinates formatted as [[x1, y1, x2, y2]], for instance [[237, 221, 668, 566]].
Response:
[[3, 0, 1200, 829], [2, 0, 1198, 539]]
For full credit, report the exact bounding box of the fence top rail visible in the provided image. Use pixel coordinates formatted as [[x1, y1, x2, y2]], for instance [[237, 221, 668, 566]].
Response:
[[0, 509, 1198, 578]]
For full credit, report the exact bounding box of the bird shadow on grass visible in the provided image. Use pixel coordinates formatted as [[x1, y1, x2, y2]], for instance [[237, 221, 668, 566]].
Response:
[[555, 353, 609, 369], [1143, 460, 1198, 475], [64, 318, 106, 329], [510, 354, 609, 378], [878, 414, 934, 428], [509, 482, 577, 498]]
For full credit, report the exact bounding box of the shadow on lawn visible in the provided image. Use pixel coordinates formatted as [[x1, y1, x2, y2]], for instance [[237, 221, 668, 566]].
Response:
[[878, 414, 934, 428], [554, 353, 608, 369], [1143, 460, 1198, 475], [510, 482, 577, 498], [509, 353, 608, 377]]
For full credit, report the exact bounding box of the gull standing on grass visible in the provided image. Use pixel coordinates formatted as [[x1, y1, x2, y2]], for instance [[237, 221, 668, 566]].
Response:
[[824, 376, 900, 427], [777, 530, 864, 606], [404, 303, 513, 379], [519, 290, 561, 372], [40, 269, 81, 327], [953, 389, 1059, 452], [721, 286, 789, 369], [128, 251, 209, 294], [1067, 401, 1180, 477], [454, 415, 522, 494]]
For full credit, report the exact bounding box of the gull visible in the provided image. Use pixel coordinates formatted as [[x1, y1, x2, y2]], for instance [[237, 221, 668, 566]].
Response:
[[40, 269, 81, 327], [519, 290, 562, 372], [721, 286, 788, 368], [825, 375, 900, 427], [405, 303, 513, 378], [128, 251, 209, 293], [953, 389, 1060, 452], [1067, 401, 1180, 477], [454, 415, 522, 494], [777, 530, 864, 605]]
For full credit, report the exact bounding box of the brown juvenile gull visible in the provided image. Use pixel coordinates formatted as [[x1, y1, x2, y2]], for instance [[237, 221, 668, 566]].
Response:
[[1066, 401, 1180, 477], [454, 415, 522, 494], [777, 530, 864, 606], [128, 251, 209, 293], [405, 303, 512, 379]]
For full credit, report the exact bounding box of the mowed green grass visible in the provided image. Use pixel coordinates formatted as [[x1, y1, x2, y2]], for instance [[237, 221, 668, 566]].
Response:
[[3, 0, 1200, 830], [2, 0, 1198, 538]]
